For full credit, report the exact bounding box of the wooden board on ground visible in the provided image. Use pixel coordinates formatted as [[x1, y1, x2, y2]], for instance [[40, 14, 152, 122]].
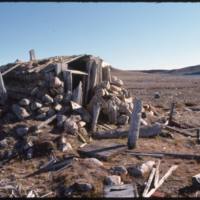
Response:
[[104, 184, 138, 198], [78, 142, 126, 161]]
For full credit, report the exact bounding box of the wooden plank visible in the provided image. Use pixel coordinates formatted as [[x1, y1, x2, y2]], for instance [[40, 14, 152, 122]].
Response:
[[0, 72, 7, 104], [145, 165, 178, 198], [169, 102, 175, 125], [78, 142, 126, 161], [104, 184, 138, 198], [72, 81, 83, 105], [2, 63, 21, 76], [65, 69, 88, 75], [91, 102, 101, 132], [102, 66, 111, 82], [29, 49, 36, 61], [126, 151, 200, 160], [164, 125, 195, 137], [63, 71, 72, 94], [55, 63, 62, 75], [142, 167, 156, 197], [85, 59, 93, 104], [127, 99, 142, 149]]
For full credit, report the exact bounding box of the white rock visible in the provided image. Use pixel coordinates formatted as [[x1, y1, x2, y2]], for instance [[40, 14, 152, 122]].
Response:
[[104, 175, 123, 186], [84, 158, 103, 167], [30, 102, 42, 111], [54, 104, 62, 112], [42, 94, 54, 104], [78, 121, 86, 128], [12, 104, 30, 120], [19, 98, 30, 106]]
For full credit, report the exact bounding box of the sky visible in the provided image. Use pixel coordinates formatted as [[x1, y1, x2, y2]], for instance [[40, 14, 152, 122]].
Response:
[[1, 3, 200, 70]]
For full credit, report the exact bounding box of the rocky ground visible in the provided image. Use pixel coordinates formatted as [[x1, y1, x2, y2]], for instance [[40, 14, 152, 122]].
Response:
[[0, 68, 200, 198]]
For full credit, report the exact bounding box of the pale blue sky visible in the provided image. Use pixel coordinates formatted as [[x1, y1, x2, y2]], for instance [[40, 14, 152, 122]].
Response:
[[0, 3, 200, 70]]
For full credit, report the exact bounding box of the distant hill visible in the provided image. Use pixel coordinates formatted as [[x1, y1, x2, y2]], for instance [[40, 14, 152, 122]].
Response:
[[140, 64, 200, 76]]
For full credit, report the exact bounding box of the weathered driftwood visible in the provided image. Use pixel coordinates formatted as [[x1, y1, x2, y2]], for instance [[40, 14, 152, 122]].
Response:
[[2, 63, 21, 76], [145, 165, 178, 198], [91, 102, 101, 132], [0, 72, 7, 104], [102, 66, 111, 82], [127, 99, 142, 149], [72, 81, 83, 105], [63, 70, 72, 94], [29, 49, 36, 61], [142, 167, 156, 197], [169, 102, 175, 125], [164, 125, 195, 137], [78, 142, 126, 161], [93, 124, 162, 139], [126, 151, 200, 160]]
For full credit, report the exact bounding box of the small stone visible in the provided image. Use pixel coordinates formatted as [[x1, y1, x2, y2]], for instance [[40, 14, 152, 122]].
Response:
[[84, 158, 104, 167], [64, 118, 78, 135], [30, 102, 42, 111], [57, 114, 67, 128], [127, 161, 155, 177], [47, 108, 56, 117], [0, 139, 8, 149], [38, 107, 50, 114], [73, 181, 93, 192], [54, 94, 63, 103], [54, 104, 62, 112], [35, 113, 46, 120], [154, 92, 160, 99], [52, 76, 63, 88], [42, 94, 54, 104], [31, 87, 39, 96], [19, 98, 30, 106], [117, 115, 129, 125], [112, 76, 124, 87], [61, 142, 73, 152], [78, 121, 86, 128], [12, 104, 30, 120], [110, 166, 128, 176], [16, 126, 29, 137], [104, 175, 123, 186]]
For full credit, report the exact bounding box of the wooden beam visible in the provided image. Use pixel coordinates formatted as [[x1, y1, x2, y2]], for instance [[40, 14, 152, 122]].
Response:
[[0, 72, 7, 104], [29, 49, 36, 61], [91, 102, 101, 132], [2, 63, 21, 76], [127, 99, 142, 149], [63, 70, 72, 94]]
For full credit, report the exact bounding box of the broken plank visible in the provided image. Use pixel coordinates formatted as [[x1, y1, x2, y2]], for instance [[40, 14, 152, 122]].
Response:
[[145, 165, 178, 198], [164, 125, 196, 137], [104, 184, 138, 198], [65, 69, 88, 76], [78, 142, 126, 161]]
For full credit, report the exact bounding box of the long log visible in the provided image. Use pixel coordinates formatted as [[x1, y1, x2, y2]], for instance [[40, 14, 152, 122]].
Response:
[[93, 124, 162, 139], [127, 99, 142, 149], [126, 151, 200, 160]]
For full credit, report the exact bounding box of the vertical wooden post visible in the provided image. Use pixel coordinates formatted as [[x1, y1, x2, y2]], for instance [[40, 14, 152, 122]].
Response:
[[102, 66, 111, 82], [63, 70, 72, 94], [197, 129, 200, 144], [72, 81, 83, 105], [85, 59, 93, 104], [55, 63, 62, 75], [29, 49, 36, 61], [91, 102, 101, 132], [0, 72, 7, 105], [90, 61, 98, 91], [127, 99, 142, 149], [169, 102, 175, 125]]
